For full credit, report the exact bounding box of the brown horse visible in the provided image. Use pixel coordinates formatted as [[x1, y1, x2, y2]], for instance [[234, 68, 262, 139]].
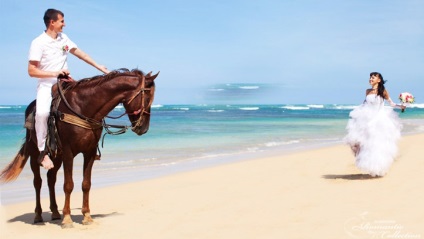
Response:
[[0, 69, 157, 228]]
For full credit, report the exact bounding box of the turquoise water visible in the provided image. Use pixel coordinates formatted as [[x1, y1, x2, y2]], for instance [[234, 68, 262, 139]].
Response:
[[1, 103, 423, 204]]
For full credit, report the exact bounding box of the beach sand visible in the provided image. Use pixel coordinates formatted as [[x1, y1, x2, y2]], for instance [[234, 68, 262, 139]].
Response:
[[1, 134, 423, 239]]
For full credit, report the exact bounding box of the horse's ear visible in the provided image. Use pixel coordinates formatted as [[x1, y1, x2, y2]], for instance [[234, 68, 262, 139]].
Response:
[[146, 71, 152, 77], [148, 71, 159, 81]]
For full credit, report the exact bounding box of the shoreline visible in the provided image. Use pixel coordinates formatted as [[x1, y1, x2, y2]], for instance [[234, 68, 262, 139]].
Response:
[[2, 130, 422, 206], [1, 133, 423, 238]]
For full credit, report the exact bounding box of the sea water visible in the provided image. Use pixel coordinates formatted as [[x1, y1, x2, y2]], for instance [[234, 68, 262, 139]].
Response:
[[1, 104, 423, 204]]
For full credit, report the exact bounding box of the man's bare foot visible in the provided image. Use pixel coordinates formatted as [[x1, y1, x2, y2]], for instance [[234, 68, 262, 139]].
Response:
[[41, 155, 54, 170]]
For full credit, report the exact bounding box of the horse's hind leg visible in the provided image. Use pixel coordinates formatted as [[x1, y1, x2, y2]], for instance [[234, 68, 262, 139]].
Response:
[[47, 158, 62, 221], [81, 152, 96, 225], [29, 150, 43, 224]]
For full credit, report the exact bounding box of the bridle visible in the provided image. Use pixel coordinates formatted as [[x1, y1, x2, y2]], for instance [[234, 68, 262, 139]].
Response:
[[105, 74, 153, 131]]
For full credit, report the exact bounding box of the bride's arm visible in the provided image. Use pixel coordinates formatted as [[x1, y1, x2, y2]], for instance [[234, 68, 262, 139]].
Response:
[[384, 90, 406, 110]]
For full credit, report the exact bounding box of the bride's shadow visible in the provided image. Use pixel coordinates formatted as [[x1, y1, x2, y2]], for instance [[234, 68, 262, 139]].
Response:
[[322, 174, 380, 180]]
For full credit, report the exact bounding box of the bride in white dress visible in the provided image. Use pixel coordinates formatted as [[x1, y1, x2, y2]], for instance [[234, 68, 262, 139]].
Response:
[[344, 72, 405, 177]]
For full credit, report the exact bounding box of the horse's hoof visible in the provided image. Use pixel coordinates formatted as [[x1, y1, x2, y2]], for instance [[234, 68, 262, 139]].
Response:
[[61, 222, 74, 229], [33, 216, 44, 224], [82, 215, 94, 225], [51, 212, 61, 221], [61, 214, 74, 228], [82, 212, 94, 225], [82, 220, 94, 225]]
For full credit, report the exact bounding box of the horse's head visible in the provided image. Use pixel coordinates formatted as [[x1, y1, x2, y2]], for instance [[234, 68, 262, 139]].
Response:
[[123, 71, 158, 135]]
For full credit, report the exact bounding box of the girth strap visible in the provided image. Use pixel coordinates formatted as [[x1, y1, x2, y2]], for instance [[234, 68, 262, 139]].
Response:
[[59, 112, 103, 129]]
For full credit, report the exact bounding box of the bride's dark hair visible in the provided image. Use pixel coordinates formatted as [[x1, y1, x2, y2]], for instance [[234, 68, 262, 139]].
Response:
[[370, 72, 386, 99]]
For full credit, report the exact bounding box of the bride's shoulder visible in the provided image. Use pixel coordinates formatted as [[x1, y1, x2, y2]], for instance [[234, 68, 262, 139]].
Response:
[[365, 88, 373, 95]]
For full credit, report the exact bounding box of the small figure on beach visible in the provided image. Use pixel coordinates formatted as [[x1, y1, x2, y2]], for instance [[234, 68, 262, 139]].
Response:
[[344, 72, 405, 177], [28, 8, 110, 170]]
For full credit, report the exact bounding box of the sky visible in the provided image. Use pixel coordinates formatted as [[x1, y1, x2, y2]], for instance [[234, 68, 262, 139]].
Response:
[[0, 0, 422, 105]]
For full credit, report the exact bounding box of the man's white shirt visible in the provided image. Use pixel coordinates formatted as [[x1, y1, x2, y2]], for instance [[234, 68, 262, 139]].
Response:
[[29, 32, 77, 84]]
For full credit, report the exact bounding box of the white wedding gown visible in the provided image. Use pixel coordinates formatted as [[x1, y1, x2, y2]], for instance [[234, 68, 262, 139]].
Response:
[[344, 94, 402, 176]]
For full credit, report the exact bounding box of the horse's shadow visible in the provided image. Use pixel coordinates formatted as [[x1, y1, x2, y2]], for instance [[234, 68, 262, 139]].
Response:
[[322, 173, 380, 180], [7, 208, 120, 226]]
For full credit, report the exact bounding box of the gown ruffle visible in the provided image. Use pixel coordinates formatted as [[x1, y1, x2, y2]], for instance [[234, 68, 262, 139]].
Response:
[[344, 94, 402, 176]]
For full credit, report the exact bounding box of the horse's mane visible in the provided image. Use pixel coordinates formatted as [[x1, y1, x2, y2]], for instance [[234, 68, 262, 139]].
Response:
[[64, 68, 145, 90]]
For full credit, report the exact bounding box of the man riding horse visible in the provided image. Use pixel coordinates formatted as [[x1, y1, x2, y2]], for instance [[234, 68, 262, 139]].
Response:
[[1, 8, 157, 228]]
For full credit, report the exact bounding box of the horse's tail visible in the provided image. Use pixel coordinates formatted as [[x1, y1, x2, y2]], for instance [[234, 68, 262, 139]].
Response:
[[0, 142, 29, 183], [1, 100, 36, 183]]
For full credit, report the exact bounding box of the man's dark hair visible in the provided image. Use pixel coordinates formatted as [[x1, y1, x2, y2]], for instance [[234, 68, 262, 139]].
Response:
[[43, 9, 64, 28]]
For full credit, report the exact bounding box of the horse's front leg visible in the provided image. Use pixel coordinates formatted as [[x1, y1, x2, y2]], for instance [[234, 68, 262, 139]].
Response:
[[61, 152, 74, 228], [81, 152, 96, 225], [47, 157, 63, 221]]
